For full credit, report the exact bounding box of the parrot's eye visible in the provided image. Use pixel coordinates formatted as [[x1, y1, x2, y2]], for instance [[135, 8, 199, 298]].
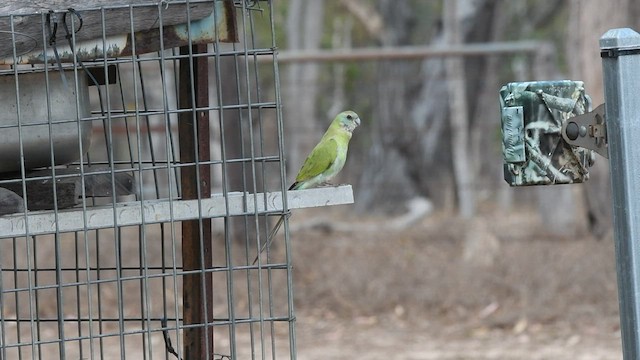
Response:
[[346, 114, 353, 120]]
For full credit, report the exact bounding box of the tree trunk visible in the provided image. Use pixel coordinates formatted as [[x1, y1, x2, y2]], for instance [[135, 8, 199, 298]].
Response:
[[357, 0, 493, 214], [355, 0, 431, 212], [567, 0, 634, 238], [444, 0, 475, 218], [284, 0, 325, 177]]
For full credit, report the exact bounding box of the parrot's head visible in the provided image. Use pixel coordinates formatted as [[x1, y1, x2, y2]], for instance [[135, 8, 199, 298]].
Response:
[[335, 110, 361, 133]]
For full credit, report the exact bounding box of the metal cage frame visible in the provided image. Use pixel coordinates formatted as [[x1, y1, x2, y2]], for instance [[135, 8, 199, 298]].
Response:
[[0, 1, 332, 359]]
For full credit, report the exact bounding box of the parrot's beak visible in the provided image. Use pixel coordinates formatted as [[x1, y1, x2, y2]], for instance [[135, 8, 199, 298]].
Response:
[[355, 117, 361, 127]]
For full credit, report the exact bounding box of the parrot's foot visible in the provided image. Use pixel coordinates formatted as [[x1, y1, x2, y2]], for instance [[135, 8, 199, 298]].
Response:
[[317, 182, 346, 188]]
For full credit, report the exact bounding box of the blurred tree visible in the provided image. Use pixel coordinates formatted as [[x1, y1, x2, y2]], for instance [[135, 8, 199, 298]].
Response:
[[444, 0, 474, 218], [275, 0, 625, 232], [284, 0, 325, 174], [355, 0, 430, 212], [355, 0, 494, 214], [568, 0, 640, 238]]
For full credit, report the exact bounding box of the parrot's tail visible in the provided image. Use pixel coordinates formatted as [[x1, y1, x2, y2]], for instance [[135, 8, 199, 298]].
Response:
[[252, 214, 288, 265]]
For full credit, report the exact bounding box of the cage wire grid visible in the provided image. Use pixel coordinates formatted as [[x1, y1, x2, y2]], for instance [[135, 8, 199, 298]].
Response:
[[0, 1, 298, 359]]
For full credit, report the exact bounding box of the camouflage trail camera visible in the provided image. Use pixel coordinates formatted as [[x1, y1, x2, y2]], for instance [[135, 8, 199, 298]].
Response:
[[499, 80, 596, 186]]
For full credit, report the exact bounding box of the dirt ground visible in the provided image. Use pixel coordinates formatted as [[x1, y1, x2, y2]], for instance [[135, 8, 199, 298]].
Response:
[[296, 315, 621, 359], [1, 207, 625, 359], [285, 208, 623, 360]]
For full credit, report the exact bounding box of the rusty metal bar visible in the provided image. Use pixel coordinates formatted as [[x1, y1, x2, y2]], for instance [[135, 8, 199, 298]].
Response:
[[178, 43, 213, 360], [0, 1, 237, 65]]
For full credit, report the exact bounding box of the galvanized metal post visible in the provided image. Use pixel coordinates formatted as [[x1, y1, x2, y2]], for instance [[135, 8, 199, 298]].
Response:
[[601, 28, 640, 359]]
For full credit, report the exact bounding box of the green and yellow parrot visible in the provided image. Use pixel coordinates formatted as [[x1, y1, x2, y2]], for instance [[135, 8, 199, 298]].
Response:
[[289, 110, 361, 190], [253, 110, 361, 264]]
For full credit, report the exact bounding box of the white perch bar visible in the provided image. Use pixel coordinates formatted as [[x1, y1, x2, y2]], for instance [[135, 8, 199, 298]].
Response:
[[0, 185, 354, 238]]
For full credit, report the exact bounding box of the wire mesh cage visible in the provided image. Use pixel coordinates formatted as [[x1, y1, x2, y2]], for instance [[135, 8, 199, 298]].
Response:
[[0, 1, 305, 359]]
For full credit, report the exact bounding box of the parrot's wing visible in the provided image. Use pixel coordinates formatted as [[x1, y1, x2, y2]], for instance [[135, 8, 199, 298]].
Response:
[[295, 138, 338, 182]]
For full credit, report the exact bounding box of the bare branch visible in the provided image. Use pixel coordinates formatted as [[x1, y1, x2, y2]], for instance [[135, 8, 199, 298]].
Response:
[[338, 0, 384, 40]]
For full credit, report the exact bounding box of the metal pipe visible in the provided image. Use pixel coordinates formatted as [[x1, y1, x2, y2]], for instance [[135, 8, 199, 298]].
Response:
[[601, 27, 640, 359], [267, 41, 551, 63]]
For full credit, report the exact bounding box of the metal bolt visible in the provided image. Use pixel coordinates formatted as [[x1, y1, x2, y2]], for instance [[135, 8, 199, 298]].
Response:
[[566, 121, 579, 140]]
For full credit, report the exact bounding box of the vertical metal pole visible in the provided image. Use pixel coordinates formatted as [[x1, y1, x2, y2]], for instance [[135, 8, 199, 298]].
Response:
[[601, 28, 640, 359], [179, 44, 213, 360]]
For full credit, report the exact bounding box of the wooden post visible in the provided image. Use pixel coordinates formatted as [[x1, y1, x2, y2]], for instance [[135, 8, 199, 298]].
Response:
[[179, 44, 213, 360]]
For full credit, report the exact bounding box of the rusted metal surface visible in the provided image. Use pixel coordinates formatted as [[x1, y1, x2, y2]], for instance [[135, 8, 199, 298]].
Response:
[[178, 43, 214, 360], [0, 0, 237, 64], [0, 0, 209, 15]]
